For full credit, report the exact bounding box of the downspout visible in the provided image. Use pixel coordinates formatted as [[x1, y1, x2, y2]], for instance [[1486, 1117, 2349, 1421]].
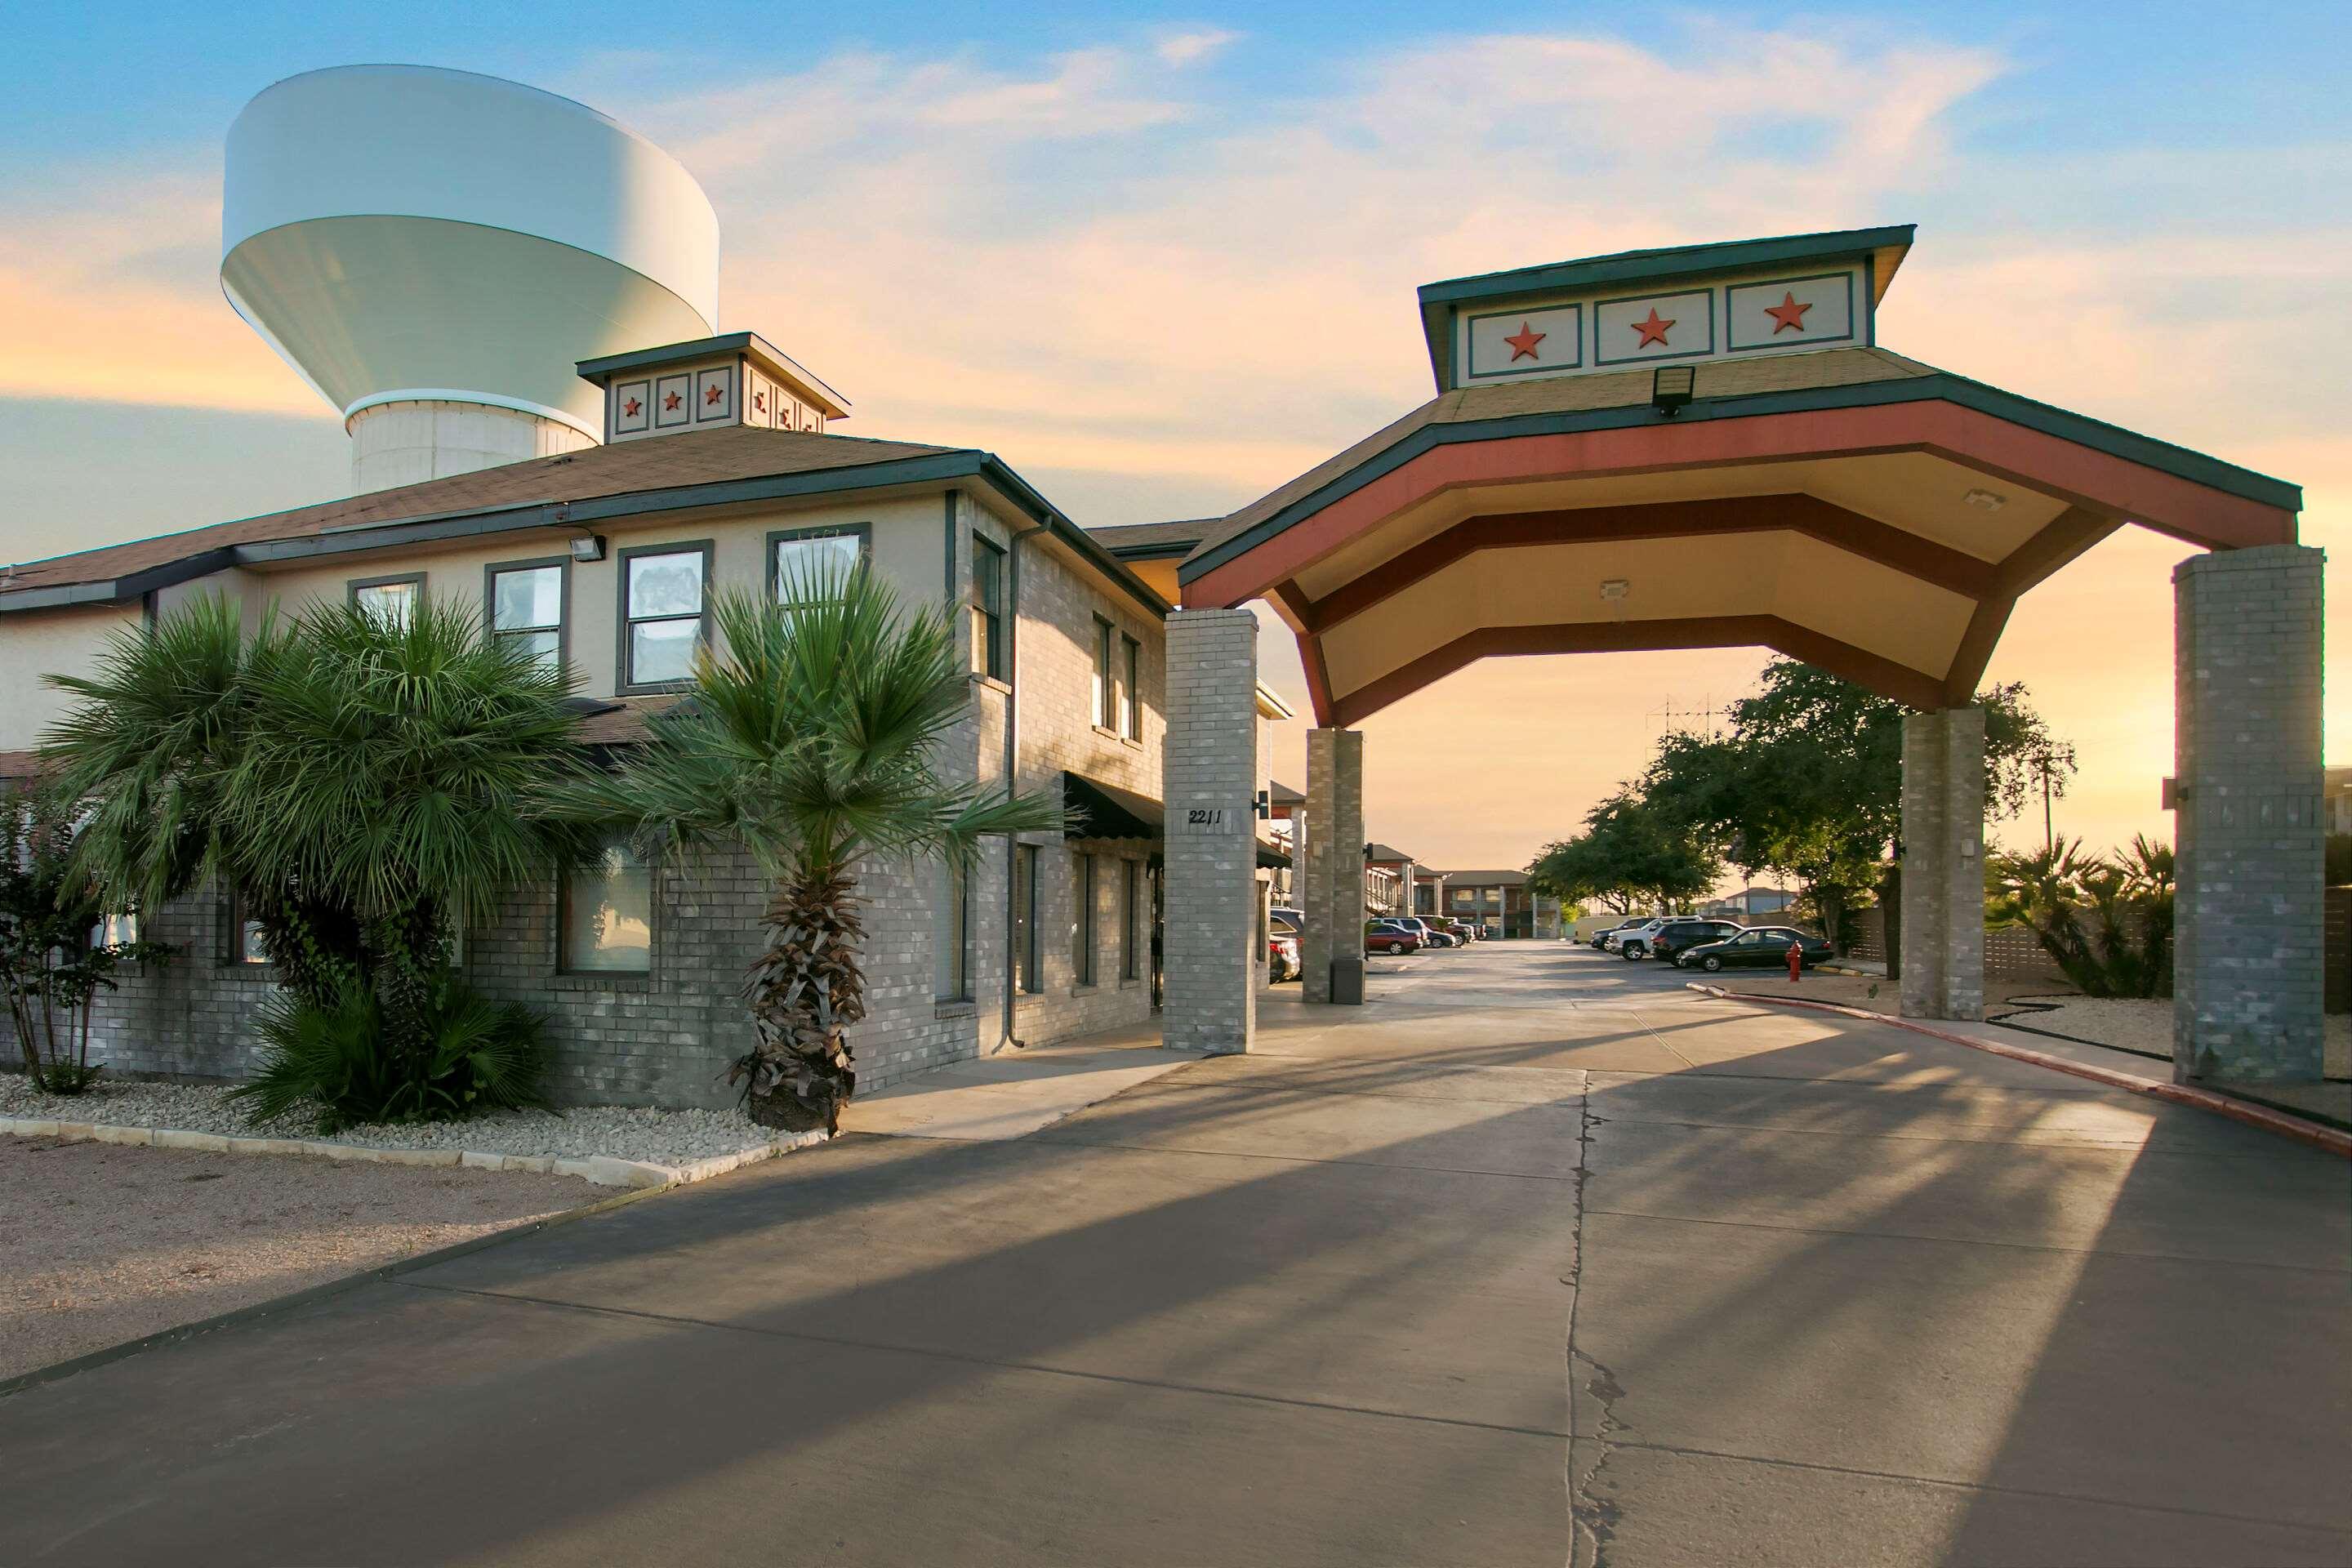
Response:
[[999, 514, 1052, 1052]]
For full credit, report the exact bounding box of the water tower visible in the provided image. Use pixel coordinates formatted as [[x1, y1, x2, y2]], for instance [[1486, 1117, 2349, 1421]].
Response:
[[221, 65, 720, 492]]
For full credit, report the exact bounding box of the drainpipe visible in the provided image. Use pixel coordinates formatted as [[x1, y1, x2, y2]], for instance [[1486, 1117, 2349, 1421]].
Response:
[[998, 514, 1052, 1052]]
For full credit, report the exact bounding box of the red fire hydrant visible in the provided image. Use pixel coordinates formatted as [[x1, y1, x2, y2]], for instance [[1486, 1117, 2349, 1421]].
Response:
[[1786, 938, 1804, 983]]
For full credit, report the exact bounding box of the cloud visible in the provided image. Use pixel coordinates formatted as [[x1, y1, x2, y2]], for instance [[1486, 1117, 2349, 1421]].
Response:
[[1154, 29, 1241, 68]]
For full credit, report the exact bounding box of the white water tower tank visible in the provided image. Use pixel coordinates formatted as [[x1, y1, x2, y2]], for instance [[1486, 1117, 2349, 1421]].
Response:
[[222, 65, 720, 492]]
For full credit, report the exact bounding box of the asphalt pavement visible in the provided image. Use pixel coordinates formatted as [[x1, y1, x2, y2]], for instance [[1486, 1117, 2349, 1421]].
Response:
[[3, 942, 2345, 1566]]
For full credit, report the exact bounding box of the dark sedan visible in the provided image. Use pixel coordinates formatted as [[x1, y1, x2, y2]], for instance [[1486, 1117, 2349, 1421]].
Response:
[[1679, 927, 1833, 973]]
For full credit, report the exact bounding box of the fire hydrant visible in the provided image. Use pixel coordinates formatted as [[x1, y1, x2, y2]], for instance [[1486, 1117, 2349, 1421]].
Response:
[[1786, 938, 1804, 983]]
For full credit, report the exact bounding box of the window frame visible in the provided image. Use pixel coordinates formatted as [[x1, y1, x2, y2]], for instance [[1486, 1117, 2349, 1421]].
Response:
[[224, 887, 271, 969], [970, 532, 1007, 681], [936, 858, 972, 1003], [1091, 616, 1116, 730], [1013, 843, 1041, 995], [1121, 859, 1141, 982], [556, 832, 656, 978], [1120, 633, 1142, 741], [482, 555, 570, 675], [767, 522, 871, 602], [347, 572, 425, 628], [1074, 852, 1098, 987], [614, 539, 715, 694]]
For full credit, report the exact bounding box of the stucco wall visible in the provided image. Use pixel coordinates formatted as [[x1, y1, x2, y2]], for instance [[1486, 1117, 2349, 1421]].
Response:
[[0, 605, 143, 752]]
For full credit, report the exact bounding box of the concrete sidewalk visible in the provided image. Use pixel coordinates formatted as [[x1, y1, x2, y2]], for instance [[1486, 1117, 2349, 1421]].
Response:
[[843, 1018, 1201, 1142]]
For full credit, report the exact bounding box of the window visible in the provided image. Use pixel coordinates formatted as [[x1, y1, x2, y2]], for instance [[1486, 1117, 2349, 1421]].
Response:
[[936, 859, 971, 1002], [486, 559, 565, 671], [1074, 853, 1098, 987], [561, 834, 653, 973], [226, 891, 269, 965], [771, 523, 869, 600], [1091, 617, 1116, 728], [619, 542, 711, 690], [1121, 861, 1141, 981], [971, 533, 1006, 679], [1013, 844, 1040, 993], [1120, 635, 1142, 740], [350, 574, 423, 628]]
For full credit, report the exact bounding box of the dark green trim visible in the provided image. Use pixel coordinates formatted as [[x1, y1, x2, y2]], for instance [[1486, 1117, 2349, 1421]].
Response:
[[1591, 286, 1715, 368], [1182, 371, 2301, 585], [765, 519, 871, 600], [576, 331, 848, 415], [2, 451, 1171, 624], [615, 537, 714, 695], [482, 554, 572, 677], [1723, 271, 1857, 354]]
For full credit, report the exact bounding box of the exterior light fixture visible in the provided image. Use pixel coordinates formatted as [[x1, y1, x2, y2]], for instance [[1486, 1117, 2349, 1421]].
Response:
[[1599, 578, 1631, 602], [568, 532, 608, 563], [1962, 488, 2007, 513], [1650, 364, 1695, 416]]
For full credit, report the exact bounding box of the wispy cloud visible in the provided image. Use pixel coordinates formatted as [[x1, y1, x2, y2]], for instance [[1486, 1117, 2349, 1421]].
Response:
[[1154, 28, 1241, 68]]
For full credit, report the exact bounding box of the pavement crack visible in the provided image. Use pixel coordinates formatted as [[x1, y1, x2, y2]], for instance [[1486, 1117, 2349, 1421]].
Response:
[[1565, 1078, 1628, 1568]]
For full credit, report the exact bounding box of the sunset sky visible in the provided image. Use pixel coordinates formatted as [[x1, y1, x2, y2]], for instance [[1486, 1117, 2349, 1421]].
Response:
[[5, 2, 2346, 876]]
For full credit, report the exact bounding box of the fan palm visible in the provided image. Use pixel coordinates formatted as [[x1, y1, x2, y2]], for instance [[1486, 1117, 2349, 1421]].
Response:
[[555, 560, 1067, 1133], [42, 591, 595, 1040]]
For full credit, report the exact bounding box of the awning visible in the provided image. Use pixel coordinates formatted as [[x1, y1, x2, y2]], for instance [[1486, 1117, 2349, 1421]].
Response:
[[1062, 771, 1291, 869], [1062, 772, 1163, 841]]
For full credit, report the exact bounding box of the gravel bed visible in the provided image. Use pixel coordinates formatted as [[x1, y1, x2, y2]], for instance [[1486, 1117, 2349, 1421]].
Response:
[[0, 1074, 786, 1167], [1993, 994, 2352, 1079]]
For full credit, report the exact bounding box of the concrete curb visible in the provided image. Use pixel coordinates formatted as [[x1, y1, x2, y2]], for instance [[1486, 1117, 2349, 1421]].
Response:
[[1683, 982, 2352, 1160], [0, 1116, 831, 1188]]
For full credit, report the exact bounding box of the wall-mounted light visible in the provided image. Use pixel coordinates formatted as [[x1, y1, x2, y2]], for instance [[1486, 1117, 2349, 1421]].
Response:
[[1650, 364, 1695, 416], [1600, 578, 1631, 602], [568, 532, 608, 563], [1962, 488, 2007, 514]]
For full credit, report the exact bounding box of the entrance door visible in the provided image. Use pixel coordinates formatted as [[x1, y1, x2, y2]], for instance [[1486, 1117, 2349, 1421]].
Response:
[[1149, 863, 1165, 1009]]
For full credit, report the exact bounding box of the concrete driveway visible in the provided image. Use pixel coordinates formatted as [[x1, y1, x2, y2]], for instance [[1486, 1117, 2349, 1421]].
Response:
[[3, 944, 2345, 1566]]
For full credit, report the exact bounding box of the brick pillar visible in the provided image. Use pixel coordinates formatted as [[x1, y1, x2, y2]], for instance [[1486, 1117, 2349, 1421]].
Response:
[[1302, 728, 1366, 1003], [2174, 545, 2325, 1083], [1900, 706, 1986, 1021], [1160, 608, 1258, 1054]]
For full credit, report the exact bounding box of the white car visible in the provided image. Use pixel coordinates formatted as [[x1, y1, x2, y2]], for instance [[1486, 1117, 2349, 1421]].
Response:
[[1604, 918, 1671, 959]]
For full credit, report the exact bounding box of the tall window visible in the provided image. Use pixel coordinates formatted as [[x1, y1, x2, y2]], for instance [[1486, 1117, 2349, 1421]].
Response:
[[971, 534, 1006, 679], [1013, 844, 1040, 993], [227, 890, 269, 965], [1091, 617, 1115, 728], [1121, 860, 1141, 981], [1120, 634, 1142, 740], [620, 543, 710, 690], [562, 834, 652, 973], [936, 859, 971, 1002], [772, 523, 868, 600], [488, 560, 564, 671], [1073, 853, 1098, 986], [350, 574, 422, 628]]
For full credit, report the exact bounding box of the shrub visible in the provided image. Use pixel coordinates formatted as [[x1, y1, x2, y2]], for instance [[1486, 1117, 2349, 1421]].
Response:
[[230, 977, 552, 1134], [1986, 835, 2172, 999]]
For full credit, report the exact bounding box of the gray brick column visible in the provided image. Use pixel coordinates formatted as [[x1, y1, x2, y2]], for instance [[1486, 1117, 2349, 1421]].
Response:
[[1160, 608, 1258, 1054], [1900, 706, 1986, 1021], [2173, 545, 2325, 1083], [1302, 727, 1366, 1003]]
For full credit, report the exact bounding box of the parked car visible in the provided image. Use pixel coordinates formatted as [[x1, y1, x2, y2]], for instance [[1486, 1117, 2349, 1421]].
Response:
[[1397, 916, 1456, 949], [1607, 918, 1671, 958], [1365, 919, 1419, 956], [1272, 906, 1303, 933], [1590, 918, 1647, 951], [1679, 927, 1834, 973], [1441, 920, 1480, 945], [1651, 919, 1747, 964], [1268, 931, 1301, 982]]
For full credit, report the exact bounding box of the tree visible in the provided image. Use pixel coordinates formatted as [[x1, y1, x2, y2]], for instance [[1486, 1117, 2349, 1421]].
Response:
[[1528, 791, 1719, 914], [1985, 834, 2173, 998], [0, 788, 173, 1092], [555, 564, 1067, 1133], [42, 593, 593, 1050]]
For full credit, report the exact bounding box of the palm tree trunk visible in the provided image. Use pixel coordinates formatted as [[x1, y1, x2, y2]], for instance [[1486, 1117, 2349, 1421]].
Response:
[[737, 866, 865, 1134]]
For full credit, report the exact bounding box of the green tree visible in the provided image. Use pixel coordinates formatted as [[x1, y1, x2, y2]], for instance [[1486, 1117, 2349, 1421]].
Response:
[[42, 592, 593, 1048], [554, 564, 1067, 1133], [1528, 791, 1720, 915]]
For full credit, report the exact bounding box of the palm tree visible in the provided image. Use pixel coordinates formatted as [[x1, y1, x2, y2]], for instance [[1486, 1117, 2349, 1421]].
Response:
[[556, 562, 1067, 1133], [43, 592, 595, 1039]]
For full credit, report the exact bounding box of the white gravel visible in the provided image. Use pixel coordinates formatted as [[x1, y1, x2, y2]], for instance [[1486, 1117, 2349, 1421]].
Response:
[[0, 1073, 787, 1167]]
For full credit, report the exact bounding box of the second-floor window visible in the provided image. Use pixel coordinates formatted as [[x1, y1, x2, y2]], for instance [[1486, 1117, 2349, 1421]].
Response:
[[621, 543, 710, 690], [488, 559, 564, 671], [772, 523, 868, 599], [1092, 617, 1115, 728], [350, 574, 422, 629], [1120, 634, 1142, 740], [971, 534, 1005, 679]]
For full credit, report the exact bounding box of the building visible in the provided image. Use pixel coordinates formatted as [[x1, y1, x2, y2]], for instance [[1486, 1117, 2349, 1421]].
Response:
[[1700, 887, 1797, 920], [1429, 871, 1561, 939], [2328, 767, 2352, 837]]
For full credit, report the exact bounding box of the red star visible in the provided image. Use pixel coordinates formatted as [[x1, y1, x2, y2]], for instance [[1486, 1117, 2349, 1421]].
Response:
[[1503, 320, 1547, 362], [1632, 308, 1675, 348], [754, 390, 766, 412], [623, 396, 642, 417], [706, 384, 723, 405], [1764, 291, 1811, 334], [664, 390, 682, 411]]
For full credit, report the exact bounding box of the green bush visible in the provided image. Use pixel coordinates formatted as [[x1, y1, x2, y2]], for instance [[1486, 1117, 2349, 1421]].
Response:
[[230, 977, 552, 1134]]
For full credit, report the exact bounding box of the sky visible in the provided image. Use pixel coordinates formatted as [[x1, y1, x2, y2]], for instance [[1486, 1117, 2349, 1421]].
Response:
[[4, 2, 2348, 876]]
